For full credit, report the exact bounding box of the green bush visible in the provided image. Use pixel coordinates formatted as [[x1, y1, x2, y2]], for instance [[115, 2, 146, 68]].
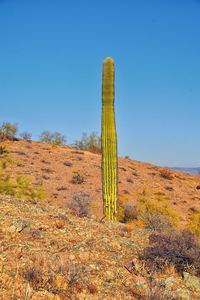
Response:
[[0, 174, 44, 200], [39, 131, 66, 145], [73, 132, 101, 153]]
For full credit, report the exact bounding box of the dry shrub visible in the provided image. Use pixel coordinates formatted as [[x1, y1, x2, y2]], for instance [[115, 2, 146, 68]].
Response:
[[68, 191, 91, 217], [63, 161, 72, 167], [160, 169, 173, 180], [123, 204, 138, 223], [141, 230, 200, 276], [22, 255, 48, 291], [143, 285, 179, 300], [71, 172, 85, 184], [117, 195, 129, 222], [20, 131, 32, 141]]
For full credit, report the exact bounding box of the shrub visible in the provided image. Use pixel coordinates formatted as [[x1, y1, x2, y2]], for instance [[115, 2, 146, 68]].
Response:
[[159, 169, 173, 180], [140, 211, 174, 231], [20, 131, 32, 141], [0, 122, 18, 141], [141, 230, 200, 276], [0, 174, 45, 200], [67, 191, 91, 217], [137, 191, 179, 231], [123, 203, 138, 223], [39, 131, 66, 145], [187, 211, 200, 236], [71, 172, 85, 184], [117, 195, 129, 222], [73, 132, 101, 154], [144, 285, 179, 300], [0, 145, 7, 155], [64, 161, 72, 167]]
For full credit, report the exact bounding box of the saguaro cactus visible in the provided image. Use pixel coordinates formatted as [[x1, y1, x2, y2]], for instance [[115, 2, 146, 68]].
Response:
[[101, 57, 118, 221]]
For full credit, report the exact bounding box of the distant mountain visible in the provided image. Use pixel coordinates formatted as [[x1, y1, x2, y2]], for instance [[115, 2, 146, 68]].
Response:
[[172, 167, 200, 175]]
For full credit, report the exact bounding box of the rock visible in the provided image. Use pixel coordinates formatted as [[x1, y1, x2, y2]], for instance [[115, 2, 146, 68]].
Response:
[[105, 271, 115, 280], [110, 240, 122, 251], [8, 220, 29, 233], [183, 272, 200, 291]]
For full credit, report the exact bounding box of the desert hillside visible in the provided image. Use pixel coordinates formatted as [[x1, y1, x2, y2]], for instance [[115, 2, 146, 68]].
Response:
[[0, 140, 200, 299], [3, 140, 200, 222]]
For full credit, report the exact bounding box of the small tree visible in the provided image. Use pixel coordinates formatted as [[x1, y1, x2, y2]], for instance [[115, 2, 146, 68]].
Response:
[[39, 131, 66, 145], [0, 122, 18, 141], [73, 132, 101, 153]]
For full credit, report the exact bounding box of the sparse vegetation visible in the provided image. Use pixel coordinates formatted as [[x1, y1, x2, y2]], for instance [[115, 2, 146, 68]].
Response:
[[0, 122, 18, 141], [0, 157, 44, 200], [118, 190, 179, 230], [73, 132, 101, 153], [137, 191, 179, 231], [143, 284, 179, 300], [20, 131, 32, 141], [141, 230, 200, 276], [67, 191, 91, 217], [39, 131, 66, 145]]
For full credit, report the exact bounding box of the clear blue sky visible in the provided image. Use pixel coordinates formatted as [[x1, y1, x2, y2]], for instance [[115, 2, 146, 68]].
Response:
[[0, 0, 200, 167]]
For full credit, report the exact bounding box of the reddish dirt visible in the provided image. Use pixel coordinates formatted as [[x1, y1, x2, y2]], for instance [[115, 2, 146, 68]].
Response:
[[4, 140, 200, 222]]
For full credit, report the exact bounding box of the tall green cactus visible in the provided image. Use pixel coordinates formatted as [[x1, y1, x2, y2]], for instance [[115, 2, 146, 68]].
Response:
[[101, 57, 118, 221]]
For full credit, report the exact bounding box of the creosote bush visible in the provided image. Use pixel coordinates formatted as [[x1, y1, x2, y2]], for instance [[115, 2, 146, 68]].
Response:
[[0, 122, 18, 141], [73, 132, 101, 154], [68, 191, 91, 217], [39, 131, 66, 145], [141, 230, 200, 276]]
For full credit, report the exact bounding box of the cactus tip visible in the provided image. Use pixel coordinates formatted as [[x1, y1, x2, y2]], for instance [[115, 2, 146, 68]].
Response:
[[104, 57, 114, 64]]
